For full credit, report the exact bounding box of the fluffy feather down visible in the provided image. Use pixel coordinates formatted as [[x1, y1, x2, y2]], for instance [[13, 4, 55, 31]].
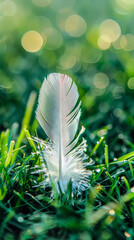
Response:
[[36, 73, 90, 193]]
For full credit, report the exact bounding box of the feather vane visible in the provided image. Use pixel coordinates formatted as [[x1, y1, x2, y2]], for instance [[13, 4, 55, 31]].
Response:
[[36, 73, 90, 193]]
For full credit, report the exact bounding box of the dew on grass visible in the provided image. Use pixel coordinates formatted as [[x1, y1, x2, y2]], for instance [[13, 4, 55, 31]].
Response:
[[124, 232, 131, 238], [131, 187, 134, 192], [18, 216, 24, 222], [109, 209, 115, 215]]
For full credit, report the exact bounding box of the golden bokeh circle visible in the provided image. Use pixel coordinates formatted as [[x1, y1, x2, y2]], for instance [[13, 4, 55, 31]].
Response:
[[99, 19, 121, 43], [21, 31, 43, 52], [93, 73, 109, 89], [65, 14, 87, 37]]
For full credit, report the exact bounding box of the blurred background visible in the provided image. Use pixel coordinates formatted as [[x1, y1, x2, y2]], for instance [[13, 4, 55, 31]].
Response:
[[0, 0, 134, 151]]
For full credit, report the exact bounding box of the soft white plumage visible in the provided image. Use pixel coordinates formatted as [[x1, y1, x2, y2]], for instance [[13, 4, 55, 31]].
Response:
[[36, 73, 90, 193]]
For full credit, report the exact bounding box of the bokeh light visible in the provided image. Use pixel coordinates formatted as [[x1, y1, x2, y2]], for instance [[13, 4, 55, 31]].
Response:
[[59, 54, 76, 70], [65, 15, 87, 37], [131, 187, 134, 192], [109, 210, 115, 215], [21, 31, 43, 52], [115, 0, 134, 11], [93, 73, 109, 89], [112, 86, 125, 99], [124, 232, 131, 238], [112, 35, 127, 49], [56, 11, 74, 31], [123, 34, 134, 51], [113, 108, 123, 118], [98, 36, 111, 50], [128, 77, 134, 89], [99, 19, 121, 43], [0, 0, 17, 17]]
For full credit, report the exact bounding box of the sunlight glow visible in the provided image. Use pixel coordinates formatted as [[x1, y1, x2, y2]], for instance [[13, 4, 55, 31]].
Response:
[[0, 0, 17, 16], [99, 19, 121, 43], [116, 0, 134, 11], [65, 15, 87, 37], [123, 34, 134, 51], [93, 73, 109, 89], [59, 55, 76, 69], [21, 31, 43, 52], [98, 36, 111, 50], [112, 35, 127, 49]]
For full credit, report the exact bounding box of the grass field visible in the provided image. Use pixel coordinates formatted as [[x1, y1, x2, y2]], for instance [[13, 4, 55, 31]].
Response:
[[1, 86, 134, 240]]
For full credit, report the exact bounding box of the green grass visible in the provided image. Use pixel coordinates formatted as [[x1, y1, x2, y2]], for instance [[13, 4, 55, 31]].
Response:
[[1, 92, 134, 240]]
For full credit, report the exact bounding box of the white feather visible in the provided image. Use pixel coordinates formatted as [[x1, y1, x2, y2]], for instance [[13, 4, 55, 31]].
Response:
[[36, 73, 90, 193]]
